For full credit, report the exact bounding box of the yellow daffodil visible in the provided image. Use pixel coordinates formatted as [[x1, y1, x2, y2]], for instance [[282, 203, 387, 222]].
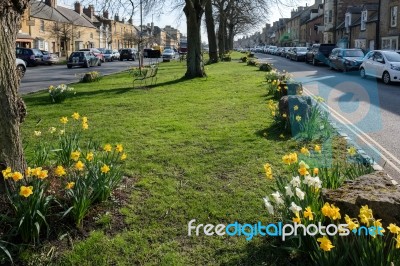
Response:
[[304, 207, 313, 221], [31, 167, 42, 177], [20, 186, 33, 198], [345, 215, 359, 231], [37, 170, 48, 180], [59, 129, 65, 135], [25, 167, 32, 177], [293, 212, 301, 223], [75, 161, 85, 171], [120, 153, 127, 161], [82, 122, 89, 130], [348, 146, 357, 156], [2, 167, 12, 179], [11, 171, 23, 182], [86, 152, 94, 161], [300, 147, 310, 156], [60, 117, 68, 124], [298, 166, 309, 176], [359, 205, 373, 226], [70, 150, 81, 161], [101, 164, 110, 174], [289, 153, 298, 164], [317, 236, 334, 251], [104, 144, 112, 152], [66, 182, 75, 189], [282, 113, 287, 118], [34, 130, 42, 137], [314, 144, 322, 153], [293, 105, 299, 111], [263, 163, 273, 179], [72, 112, 80, 120], [295, 115, 302, 122], [313, 168, 319, 176], [82, 116, 88, 123], [49, 127, 57, 134], [396, 234, 400, 249], [387, 223, 400, 234], [55, 166, 66, 177], [321, 203, 341, 220]]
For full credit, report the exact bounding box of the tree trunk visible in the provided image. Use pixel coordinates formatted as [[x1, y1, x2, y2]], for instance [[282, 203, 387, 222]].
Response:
[[217, 12, 226, 58], [204, 0, 218, 63], [184, 0, 206, 78], [0, 1, 29, 173], [227, 24, 234, 50]]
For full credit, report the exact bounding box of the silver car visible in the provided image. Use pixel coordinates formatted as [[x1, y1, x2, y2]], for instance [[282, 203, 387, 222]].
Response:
[[162, 49, 175, 62], [16, 58, 26, 78]]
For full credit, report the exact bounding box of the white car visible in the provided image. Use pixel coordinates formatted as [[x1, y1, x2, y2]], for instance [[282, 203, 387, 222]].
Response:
[[360, 50, 400, 84], [16, 58, 26, 78]]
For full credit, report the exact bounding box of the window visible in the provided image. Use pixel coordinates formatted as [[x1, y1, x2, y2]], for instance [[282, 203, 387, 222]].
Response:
[[90, 33, 93, 39], [328, 10, 333, 23], [391, 6, 398, 27], [361, 11, 367, 31], [40, 20, 44, 32], [381, 36, 398, 50]]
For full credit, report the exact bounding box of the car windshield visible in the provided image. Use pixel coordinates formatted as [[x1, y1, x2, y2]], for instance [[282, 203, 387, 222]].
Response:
[[105, 50, 112, 54], [71, 52, 84, 57], [164, 49, 173, 53], [344, 50, 364, 57], [297, 47, 307, 52], [384, 51, 400, 62]]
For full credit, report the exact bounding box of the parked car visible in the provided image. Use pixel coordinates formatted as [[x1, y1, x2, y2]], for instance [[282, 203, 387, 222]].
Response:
[[289, 47, 308, 61], [67, 51, 101, 68], [305, 44, 336, 65], [16, 47, 44, 66], [119, 48, 137, 61], [103, 49, 120, 61], [328, 48, 365, 72], [360, 50, 400, 84], [40, 50, 59, 65], [16, 58, 26, 78], [161, 49, 175, 62], [79, 48, 104, 62]]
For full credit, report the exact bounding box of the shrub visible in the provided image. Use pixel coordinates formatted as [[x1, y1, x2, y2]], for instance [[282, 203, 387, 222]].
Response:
[[81, 71, 101, 83], [247, 59, 257, 66], [48, 84, 74, 104], [259, 63, 272, 72], [240, 56, 247, 63]]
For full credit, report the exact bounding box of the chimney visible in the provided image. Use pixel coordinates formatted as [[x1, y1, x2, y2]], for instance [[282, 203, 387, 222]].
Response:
[[114, 14, 119, 22], [45, 0, 57, 8], [83, 5, 95, 19], [128, 18, 133, 24], [74, 2, 82, 14], [103, 10, 109, 19]]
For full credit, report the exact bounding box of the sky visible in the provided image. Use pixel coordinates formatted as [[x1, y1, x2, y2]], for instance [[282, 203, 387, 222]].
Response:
[[58, 0, 314, 41]]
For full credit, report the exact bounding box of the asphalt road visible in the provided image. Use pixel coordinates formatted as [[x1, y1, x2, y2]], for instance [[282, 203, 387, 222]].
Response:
[[256, 53, 400, 182], [19, 58, 158, 94]]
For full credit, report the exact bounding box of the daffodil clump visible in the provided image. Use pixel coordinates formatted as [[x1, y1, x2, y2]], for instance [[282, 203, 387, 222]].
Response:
[[1, 113, 128, 246], [262, 147, 400, 264], [48, 84, 75, 103]]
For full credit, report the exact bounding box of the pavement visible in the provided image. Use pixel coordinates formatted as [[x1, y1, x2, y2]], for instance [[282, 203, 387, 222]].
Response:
[[255, 53, 400, 182]]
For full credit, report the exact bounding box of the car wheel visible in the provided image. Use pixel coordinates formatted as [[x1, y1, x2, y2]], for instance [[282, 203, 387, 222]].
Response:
[[67, 65, 72, 69], [382, 71, 391, 84], [295, 56, 298, 62], [119, 58, 123, 61], [360, 68, 366, 78], [312, 58, 317, 66], [84, 61, 89, 68], [16, 65, 25, 78]]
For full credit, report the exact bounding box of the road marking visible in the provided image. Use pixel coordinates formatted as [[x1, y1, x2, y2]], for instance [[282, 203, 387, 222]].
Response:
[[303, 87, 400, 176]]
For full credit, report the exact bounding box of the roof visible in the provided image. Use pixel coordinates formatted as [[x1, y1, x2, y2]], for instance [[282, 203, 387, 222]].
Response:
[[30, 2, 69, 23], [363, 3, 379, 11], [346, 6, 363, 13], [82, 13, 100, 24], [56, 6, 96, 28]]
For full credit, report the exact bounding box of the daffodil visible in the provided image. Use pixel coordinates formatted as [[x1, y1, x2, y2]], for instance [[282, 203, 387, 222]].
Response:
[[295, 115, 301, 122], [300, 147, 310, 156], [313, 168, 319, 176], [86, 152, 94, 161], [59, 129, 65, 135], [317, 236, 334, 251], [75, 161, 85, 171], [82, 122, 89, 130], [293, 212, 301, 223], [34, 130, 42, 137], [396, 234, 400, 249], [285, 186, 294, 197], [20, 186, 33, 198], [293, 105, 299, 111], [348, 146, 357, 156], [11, 171, 23, 182], [263, 163, 273, 179], [298, 166, 309, 176], [37, 170, 48, 179], [359, 205, 373, 226], [31, 167, 42, 177], [289, 202, 302, 214], [104, 144, 112, 152], [60, 117, 68, 124], [116, 144, 124, 153], [271, 191, 284, 205], [55, 166, 66, 177], [49, 127, 57, 134], [101, 164, 110, 174], [66, 182, 75, 189], [82, 116, 88, 123], [25, 167, 32, 177], [279, 134, 285, 139], [314, 144, 321, 153], [387, 223, 400, 234], [72, 112, 80, 120], [304, 207, 313, 220], [290, 176, 301, 187], [321, 203, 341, 220], [344, 215, 359, 231], [282, 113, 287, 118], [263, 197, 274, 215], [70, 150, 81, 161], [120, 153, 127, 161], [295, 187, 305, 200], [2, 167, 12, 179]]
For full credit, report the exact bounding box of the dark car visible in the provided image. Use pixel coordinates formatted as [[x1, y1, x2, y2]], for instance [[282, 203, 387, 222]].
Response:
[[120, 48, 137, 61], [16, 47, 44, 67], [289, 47, 308, 61], [328, 48, 365, 72], [79, 48, 104, 62], [67, 51, 101, 68], [305, 44, 336, 65]]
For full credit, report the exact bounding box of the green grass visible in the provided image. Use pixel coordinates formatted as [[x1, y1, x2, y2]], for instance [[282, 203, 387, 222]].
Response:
[[21, 54, 300, 265]]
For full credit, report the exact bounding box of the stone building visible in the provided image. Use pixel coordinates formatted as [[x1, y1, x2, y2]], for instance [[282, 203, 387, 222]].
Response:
[[379, 0, 400, 50]]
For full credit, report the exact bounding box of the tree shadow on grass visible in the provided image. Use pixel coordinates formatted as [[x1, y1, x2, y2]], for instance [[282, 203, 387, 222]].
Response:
[[255, 122, 291, 143]]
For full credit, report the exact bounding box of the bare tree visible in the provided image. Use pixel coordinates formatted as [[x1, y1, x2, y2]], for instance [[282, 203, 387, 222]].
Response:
[[204, 0, 218, 63], [48, 21, 79, 59], [0, 0, 30, 173]]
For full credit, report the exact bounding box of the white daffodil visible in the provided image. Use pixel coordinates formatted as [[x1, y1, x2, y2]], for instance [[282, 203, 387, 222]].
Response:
[[312, 176, 322, 189], [290, 176, 301, 187], [289, 202, 302, 214], [303, 175, 312, 186], [271, 191, 284, 205], [285, 186, 294, 197], [263, 196, 274, 215], [295, 187, 305, 200]]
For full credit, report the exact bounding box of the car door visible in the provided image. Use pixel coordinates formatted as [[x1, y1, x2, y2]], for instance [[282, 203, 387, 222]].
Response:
[[372, 52, 385, 78], [362, 51, 375, 76], [329, 49, 338, 69]]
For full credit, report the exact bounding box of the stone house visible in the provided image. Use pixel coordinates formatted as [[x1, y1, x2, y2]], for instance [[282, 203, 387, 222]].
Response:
[[304, 4, 324, 46], [379, 0, 400, 50]]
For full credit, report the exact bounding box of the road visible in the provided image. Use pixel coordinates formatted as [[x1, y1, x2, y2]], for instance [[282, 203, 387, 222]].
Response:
[[256, 53, 400, 182], [20, 58, 157, 94]]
